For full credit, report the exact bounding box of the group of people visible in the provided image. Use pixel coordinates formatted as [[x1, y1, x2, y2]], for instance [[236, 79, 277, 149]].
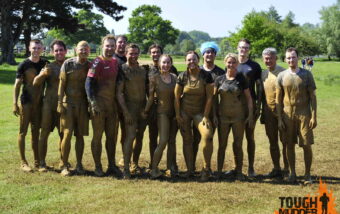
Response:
[[301, 57, 314, 71], [13, 35, 317, 184]]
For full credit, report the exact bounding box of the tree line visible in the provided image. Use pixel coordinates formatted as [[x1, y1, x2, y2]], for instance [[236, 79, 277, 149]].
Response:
[[1, 1, 339, 65]]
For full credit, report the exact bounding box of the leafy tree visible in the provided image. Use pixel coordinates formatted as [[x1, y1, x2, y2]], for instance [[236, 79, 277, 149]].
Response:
[[219, 37, 234, 56], [188, 30, 211, 45], [128, 5, 179, 53], [177, 31, 193, 44], [281, 11, 299, 28], [0, 0, 126, 64], [228, 9, 321, 58], [265, 6, 282, 23], [47, 10, 109, 47], [180, 39, 196, 53], [319, 0, 340, 59], [228, 10, 281, 57]]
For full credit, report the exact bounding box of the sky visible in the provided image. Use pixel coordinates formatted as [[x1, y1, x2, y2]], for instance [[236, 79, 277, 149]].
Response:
[[100, 0, 336, 38]]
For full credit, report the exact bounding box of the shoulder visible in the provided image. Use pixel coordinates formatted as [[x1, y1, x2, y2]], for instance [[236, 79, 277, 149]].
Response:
[[277, 69, 289, 80], [17, 59, 29, 68], [215, 74, 225, 83], [40, 58, 49, 64], [300, 68, 314, 78], [177, 71, 187, 85], [276, 65, 285, 72], [236, 72, 246, 80], [170, 73, 177, 80], [248, 59, 262, 70], [90, 57, 103, 69], [178, 71, 187, 79], [261, 69, 269, 79], [64, 57, 75, 64], [121, 63, 129, 71], [214, 65, 225, 75]]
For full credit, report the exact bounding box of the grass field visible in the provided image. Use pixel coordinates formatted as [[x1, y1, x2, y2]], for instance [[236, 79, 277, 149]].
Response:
[[0, 56, 340, 214]]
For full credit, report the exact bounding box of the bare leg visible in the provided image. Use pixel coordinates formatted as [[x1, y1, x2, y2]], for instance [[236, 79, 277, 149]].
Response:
[[132, 119, 147, 167], [123, 123, 137, 178], [217, 122, 231, 173], [91, 115, 104, 168], [194, 114, 213, 170], [232, 121, 245, 175], [245, 122, 256, 175], [180, 112, 194, 174]]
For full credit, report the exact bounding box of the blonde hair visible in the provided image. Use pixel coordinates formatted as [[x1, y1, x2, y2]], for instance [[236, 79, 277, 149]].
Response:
[[76, 40, 90, 48], [224, 53, 239, 64], [101, 34, 116, 45]]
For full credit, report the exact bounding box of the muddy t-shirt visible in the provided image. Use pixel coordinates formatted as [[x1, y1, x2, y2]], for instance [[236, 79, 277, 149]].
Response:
[[42, 61, 62, 108], [276, 68, 316, 116], [88, 56, 119, 111], [177, 69, 213, 115], [118, 64, 148, 106], [16, 58, 49, 104], [152, 73, 177, 114], [262, 65, 285, 112], [60, 57, 90, 105], [215, 73, 248, 122]]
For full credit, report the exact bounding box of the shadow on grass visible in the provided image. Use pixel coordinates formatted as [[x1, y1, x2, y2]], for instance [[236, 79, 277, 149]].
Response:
[[40, 166, 340, 185], [0, 68, 16, 85]]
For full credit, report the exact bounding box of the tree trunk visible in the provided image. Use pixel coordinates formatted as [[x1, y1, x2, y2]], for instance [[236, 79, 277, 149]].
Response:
[[24, 28, 31, 57], [0, 4, 17, 65], [0, 1, 30, 65]]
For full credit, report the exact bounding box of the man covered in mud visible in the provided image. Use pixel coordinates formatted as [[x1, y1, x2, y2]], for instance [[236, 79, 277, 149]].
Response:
[[85, 34, 120, 177], [13, 39, 49, 172], [57, 41, 90, 176], [33, 40, 67, 172], [276, 47, 317, 184], [116, 43, 148, 179], [261, 47, 288, 178]]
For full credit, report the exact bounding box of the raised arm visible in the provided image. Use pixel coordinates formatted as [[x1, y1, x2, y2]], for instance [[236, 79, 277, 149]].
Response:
[[33, 65, 50, 87]]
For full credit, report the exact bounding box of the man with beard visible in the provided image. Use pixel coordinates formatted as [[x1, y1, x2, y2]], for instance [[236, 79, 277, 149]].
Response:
[[33, 40, 67, 172], [85, 35, 120, 177], [13, 39, 49, 172]]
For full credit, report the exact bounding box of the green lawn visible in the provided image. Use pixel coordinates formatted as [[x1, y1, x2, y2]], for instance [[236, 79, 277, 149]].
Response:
[[0, 57, 339, 214]]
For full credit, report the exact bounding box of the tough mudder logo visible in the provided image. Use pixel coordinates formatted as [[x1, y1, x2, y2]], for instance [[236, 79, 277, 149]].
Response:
[[274, 179, 338, 214]]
